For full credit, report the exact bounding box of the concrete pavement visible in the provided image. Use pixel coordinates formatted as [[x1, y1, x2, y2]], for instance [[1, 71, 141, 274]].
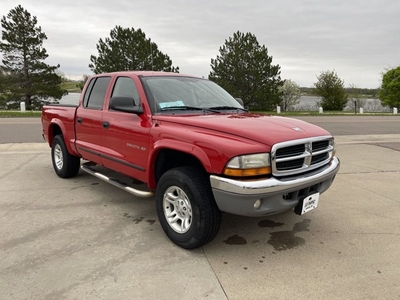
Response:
[[1, 135, 400, 299]]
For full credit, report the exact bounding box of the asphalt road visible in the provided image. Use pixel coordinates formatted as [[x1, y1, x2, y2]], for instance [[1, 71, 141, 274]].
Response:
[[1, 115, 400, 143], [295, 115, 400, 135], [0, 118, 44, 143]]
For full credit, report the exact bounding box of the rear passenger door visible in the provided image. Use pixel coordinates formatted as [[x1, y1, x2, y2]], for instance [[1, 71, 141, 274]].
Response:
[[75, 76, 111, 164]]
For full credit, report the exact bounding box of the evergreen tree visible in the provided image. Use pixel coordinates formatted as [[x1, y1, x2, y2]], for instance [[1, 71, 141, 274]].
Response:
[[0, 5, 66, 110], [0, 68, 7, 109], [89, 26, 179, 74], [379, 66, 400, 109], [209, 31, 282, 110], [313, 70, 348, 111]]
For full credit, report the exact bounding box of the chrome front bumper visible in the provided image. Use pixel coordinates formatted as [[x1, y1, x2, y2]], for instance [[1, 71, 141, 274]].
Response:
[[210, 157, 340, 217]]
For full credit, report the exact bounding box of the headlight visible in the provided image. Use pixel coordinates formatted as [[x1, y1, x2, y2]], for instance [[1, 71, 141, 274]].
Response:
[[223, 153, 271, 177]]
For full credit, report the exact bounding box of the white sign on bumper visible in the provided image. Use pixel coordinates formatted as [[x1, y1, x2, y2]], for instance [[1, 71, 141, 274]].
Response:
[[295, 193, 320, 215]]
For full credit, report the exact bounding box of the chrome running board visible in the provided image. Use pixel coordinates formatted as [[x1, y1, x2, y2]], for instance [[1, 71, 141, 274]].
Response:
[[81, 162, 154, 198]]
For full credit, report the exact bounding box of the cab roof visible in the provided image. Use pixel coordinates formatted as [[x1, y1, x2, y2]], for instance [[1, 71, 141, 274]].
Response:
[[91, 71, 200, 78]]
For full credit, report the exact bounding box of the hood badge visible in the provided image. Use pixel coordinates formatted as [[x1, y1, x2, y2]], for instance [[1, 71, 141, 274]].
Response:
[[292, 126, 303, 132]]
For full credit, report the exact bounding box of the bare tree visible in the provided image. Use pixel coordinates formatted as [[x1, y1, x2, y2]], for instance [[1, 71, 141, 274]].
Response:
[[279, 79, 301, 111], [346, 83, 366, 111]]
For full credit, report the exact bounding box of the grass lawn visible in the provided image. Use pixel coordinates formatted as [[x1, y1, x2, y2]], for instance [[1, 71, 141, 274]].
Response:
[[61, 81, 81, 93], [0, 111, 42, 117]]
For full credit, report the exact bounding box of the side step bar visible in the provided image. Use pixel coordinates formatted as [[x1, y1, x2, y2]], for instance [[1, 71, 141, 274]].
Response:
[[81, 162, 154, 198]]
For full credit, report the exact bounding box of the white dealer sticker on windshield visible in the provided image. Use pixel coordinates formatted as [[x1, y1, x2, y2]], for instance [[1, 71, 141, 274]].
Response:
[[159, 101, 185, 108]]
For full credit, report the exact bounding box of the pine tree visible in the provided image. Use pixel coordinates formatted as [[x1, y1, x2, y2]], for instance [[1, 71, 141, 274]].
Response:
[[0, 5, 66, 110], [89, 26, 179, 74], [209, 31, 282, 110], [0, 68, 7, 108]]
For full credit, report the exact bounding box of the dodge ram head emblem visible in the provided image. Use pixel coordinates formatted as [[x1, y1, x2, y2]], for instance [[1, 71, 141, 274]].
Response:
[[292, 126, 303, 132]]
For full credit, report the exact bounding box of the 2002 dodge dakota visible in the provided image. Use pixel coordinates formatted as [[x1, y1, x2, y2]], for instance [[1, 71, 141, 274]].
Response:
[[42, 71, 340, 249]]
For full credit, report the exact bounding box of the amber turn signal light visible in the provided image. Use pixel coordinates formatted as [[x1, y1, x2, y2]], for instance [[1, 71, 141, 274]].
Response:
[[223, 167, 271, 177]]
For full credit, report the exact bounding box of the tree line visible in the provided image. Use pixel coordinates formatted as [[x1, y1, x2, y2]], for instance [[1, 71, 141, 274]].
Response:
[[1, 5, 399, 111], [300, 87, 379, 98]]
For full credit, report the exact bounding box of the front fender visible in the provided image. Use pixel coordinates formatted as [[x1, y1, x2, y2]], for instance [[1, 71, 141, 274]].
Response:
[[147, 139, 212, 189]]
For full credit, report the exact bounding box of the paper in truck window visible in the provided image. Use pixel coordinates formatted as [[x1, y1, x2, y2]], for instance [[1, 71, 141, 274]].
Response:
[[159, 101, 185, 108]]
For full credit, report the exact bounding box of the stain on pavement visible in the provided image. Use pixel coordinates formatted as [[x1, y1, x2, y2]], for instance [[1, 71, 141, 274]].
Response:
[[267, 218, 311, 251], [258, 220, 284, 228], [223, 234, 247, 245]]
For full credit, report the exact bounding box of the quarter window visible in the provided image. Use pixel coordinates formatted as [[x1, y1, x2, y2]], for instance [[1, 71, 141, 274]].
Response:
[[82, 78, 95, 107]]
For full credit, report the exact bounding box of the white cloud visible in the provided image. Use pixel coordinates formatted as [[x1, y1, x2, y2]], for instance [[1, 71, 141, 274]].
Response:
[[1, 0, 399, 87]]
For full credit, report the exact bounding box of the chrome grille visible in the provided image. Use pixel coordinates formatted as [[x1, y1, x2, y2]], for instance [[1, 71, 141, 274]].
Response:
[[271, 136, 334, 176]]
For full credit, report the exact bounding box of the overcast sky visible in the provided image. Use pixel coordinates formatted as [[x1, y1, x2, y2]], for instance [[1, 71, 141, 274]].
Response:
[[1, 0, 399, 88]]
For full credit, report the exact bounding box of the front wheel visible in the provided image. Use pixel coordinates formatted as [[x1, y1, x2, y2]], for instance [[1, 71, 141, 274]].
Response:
[[51, 135, 80, 178], [156, 167, 221, 249]]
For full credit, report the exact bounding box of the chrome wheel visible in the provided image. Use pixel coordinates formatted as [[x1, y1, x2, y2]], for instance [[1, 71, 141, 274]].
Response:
[[163, 186, 192, 233], [156, 167, 221, 249], [53, 143, 63, 170], [51, 135, 80, 178]]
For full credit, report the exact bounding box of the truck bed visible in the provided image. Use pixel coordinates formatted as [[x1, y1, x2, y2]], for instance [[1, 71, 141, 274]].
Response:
[[41, 104, 79, 156]]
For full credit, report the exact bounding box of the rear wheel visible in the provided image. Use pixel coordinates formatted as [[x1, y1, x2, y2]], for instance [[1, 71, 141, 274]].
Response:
[[51, 135, 80, 178], [156, 166, 221, 249]]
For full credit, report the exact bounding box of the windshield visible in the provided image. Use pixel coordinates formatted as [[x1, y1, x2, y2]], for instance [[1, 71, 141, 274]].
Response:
[[141, 76, 244, 114]]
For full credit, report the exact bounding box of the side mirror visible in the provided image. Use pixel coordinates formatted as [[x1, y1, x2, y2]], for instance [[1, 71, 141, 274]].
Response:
[[235, 98, 244, 107], [109, 97, 143, 114]]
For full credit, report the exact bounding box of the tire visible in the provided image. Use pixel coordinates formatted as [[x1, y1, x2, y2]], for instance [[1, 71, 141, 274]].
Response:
[[51, 135, 81, 178], [156, 166, 221, 249]]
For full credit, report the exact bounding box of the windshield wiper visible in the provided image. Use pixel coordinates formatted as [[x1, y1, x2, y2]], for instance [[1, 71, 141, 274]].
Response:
[[208, 106, 249, 112], [160, 106, 220, 113]]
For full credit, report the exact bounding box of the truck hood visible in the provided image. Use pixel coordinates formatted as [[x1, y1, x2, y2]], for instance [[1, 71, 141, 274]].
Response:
[[153, 113, 331, 146]]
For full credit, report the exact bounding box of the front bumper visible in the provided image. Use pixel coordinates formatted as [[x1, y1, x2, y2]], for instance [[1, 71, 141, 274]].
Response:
[[210, 157, 340, 217]]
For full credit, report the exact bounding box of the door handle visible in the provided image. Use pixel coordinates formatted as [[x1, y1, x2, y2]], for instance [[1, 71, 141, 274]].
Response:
[[77, 117, 82, 124], [102, 121, 110, 129]]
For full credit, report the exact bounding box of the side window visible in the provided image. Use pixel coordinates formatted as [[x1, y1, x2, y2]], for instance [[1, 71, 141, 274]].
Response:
[[86, 76, 111, 110], [111, 77, 140, 105], [82, 78, 95, 107]]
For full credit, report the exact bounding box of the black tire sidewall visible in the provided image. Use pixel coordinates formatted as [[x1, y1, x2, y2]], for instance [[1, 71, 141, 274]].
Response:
[[51, 135, 80, 178], [156, 167, 216, 249], [51, 135, 68, 178]]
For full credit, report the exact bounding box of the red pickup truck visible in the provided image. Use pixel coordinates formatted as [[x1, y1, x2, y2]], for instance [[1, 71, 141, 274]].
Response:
[[42, 71, 340, 249]]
